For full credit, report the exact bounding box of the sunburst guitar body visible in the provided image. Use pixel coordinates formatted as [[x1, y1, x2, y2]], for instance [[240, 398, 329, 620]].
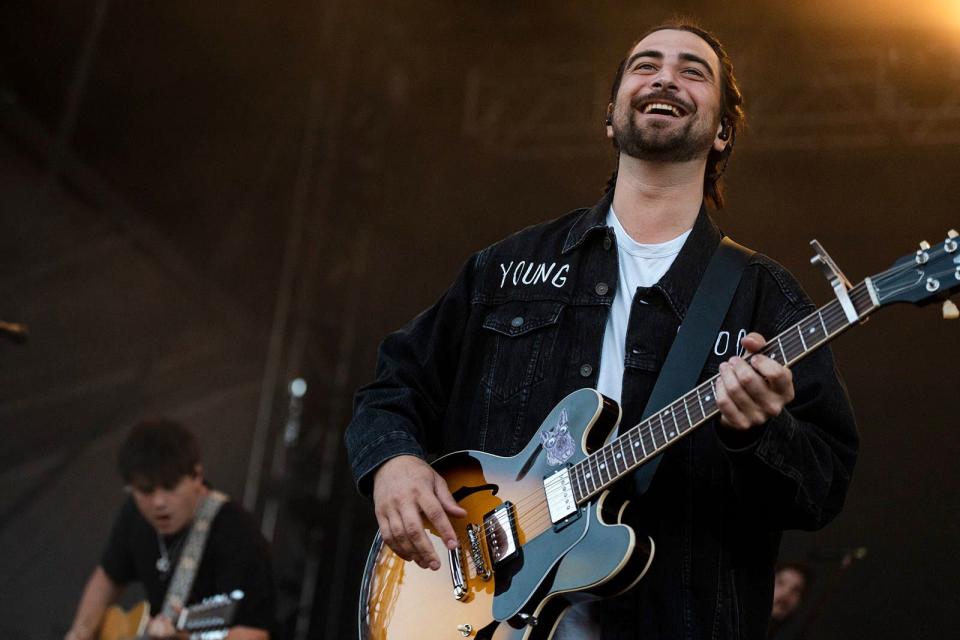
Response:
[[358, 390, 654, 640]]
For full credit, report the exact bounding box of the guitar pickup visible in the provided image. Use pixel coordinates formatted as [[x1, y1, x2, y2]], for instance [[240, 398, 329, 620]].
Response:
[[483, 502, 519, 565], [543, 467, 578, 525]]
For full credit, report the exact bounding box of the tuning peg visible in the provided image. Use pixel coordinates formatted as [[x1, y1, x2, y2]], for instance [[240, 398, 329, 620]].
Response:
[[943, 299, 959, 320], [946, 230, 959, 253], [920, 240, 931, 250], [948, 229, 958, 239]]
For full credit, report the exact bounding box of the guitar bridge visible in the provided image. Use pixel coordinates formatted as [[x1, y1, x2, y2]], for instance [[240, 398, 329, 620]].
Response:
[[466, 523, 491, 580], [483, 502, 519, 565]]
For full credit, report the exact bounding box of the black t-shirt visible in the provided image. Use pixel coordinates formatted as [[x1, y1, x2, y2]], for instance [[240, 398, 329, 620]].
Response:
[[100, 497, 276, 632]]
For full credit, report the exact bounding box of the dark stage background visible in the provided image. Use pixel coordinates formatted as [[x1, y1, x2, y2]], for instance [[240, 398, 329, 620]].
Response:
[[1, 1, 959, 638]]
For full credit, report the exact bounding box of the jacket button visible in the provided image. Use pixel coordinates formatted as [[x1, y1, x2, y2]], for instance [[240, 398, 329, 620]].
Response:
[[603, 235, 612, 250], [511, 316, 524, 328], [595, 282, 609, 296], [579, 363, 593, 377]]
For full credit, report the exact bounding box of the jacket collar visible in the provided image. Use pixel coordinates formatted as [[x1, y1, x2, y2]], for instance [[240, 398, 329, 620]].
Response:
[[562, 188, 614, 254], [653, 204, 723, 321], [563, 189, 723, 320]]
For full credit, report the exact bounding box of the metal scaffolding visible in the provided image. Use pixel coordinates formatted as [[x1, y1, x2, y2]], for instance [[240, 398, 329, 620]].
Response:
[[461, 38, 960, 155]]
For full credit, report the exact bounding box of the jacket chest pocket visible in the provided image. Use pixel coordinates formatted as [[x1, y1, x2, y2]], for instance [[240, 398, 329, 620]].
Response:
[[480, 300, 564, 401]]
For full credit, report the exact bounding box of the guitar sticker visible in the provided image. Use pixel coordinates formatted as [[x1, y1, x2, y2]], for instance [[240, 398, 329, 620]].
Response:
[[541, 409, 575, 465]]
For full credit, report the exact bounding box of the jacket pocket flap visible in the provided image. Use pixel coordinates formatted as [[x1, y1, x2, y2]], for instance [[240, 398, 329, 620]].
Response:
[[482, 301, 564, 337]]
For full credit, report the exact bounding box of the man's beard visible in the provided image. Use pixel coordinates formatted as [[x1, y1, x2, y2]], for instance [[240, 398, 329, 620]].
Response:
[[613, 104, 717, 162]]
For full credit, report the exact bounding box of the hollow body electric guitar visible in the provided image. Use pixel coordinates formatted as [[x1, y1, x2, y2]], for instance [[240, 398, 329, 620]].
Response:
[[358, 234, 960, 640]]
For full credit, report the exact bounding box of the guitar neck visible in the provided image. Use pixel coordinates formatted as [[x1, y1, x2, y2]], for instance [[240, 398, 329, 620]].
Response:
[[569, 279, 879, 503]]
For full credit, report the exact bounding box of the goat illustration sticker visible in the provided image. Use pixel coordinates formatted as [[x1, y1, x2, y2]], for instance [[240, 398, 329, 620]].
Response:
[[541, 408, 575, 465]]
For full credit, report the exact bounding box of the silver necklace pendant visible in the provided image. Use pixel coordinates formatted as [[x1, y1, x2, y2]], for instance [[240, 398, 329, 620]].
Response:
[[156, 532, 171, 575]]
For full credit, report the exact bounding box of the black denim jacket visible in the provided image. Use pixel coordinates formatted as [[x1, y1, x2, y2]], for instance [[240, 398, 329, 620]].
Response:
[[345, 191, 859, 640]]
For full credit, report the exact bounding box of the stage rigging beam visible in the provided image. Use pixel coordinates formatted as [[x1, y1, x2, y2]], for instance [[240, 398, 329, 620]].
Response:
[[461, 41, 960, 154]]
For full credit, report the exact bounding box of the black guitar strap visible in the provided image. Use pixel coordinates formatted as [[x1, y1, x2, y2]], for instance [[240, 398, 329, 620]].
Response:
[[632, 236, 755, 495]]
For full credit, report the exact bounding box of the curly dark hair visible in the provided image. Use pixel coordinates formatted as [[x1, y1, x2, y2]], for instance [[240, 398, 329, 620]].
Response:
[[605, 20, 746, 209]]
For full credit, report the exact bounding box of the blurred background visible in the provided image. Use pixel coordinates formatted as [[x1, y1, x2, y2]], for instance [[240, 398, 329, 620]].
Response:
[[1, 1, 958, 638]]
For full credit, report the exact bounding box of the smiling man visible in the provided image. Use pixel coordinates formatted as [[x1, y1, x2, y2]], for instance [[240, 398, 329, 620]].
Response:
[[345, 21, 858, 640], [66, 420, 276, 640]]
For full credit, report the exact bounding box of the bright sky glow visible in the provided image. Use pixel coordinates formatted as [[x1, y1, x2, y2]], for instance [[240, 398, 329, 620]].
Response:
[[794, 0, 960, 31]]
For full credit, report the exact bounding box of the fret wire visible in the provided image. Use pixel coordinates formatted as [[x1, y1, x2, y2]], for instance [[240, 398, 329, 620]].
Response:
[[584, 462, 596, 493], [608, 442, 618, 476], [802, 315, 823, 344], [690, 392, 704, 423], [626, 431, 638, 461], [576, 282, 885, 501], [592, 451, 603, 485], [625, 432, 638, 465], [658, 413, 668, 445], [598, 450, 610, 484], [617, 438, 630, 471], [639, 424, 651, 456]]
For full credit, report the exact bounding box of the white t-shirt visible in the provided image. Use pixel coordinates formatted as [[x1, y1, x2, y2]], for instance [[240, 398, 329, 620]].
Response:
[[553, 207, 691, 640], [595, 206, 691, 405]]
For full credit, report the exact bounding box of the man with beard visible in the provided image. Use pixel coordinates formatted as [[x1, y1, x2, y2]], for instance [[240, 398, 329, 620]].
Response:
[[345, 22, 857, 640], [767, 562, 813, 639]]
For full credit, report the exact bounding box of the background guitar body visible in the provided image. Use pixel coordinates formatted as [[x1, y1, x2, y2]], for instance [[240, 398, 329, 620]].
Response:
[[97, 601, 149, 640], [359, 389, 655, 640], [96, 590, 242, 640]]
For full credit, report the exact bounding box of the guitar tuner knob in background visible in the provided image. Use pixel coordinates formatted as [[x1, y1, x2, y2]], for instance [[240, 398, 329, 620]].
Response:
[[946, 230, 959, 253], [942, 299, 959, 320]]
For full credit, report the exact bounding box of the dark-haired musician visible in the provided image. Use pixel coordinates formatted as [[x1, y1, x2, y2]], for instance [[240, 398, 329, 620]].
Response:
[[66, 420, 276, 640], [345, 21, 858, 640]]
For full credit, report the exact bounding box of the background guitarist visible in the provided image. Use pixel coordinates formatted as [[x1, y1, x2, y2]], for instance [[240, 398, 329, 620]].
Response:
[[65, 420, 276, 640], [345, 20, 859, 640]]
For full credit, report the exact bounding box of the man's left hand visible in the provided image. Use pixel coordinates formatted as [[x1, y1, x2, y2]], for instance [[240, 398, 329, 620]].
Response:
[[715, 332, 795, 431]]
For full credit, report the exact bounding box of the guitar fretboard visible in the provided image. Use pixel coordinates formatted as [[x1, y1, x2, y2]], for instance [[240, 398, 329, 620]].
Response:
[[568, 280, 877, 502]]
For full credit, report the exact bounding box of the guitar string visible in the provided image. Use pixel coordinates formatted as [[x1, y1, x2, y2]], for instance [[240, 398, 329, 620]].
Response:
[[447, 254, 944, 550], [512, 254, 954, 535], [491, 254, 956, 547], [470, 284, 878, 543], [459, 282, 875, 546]]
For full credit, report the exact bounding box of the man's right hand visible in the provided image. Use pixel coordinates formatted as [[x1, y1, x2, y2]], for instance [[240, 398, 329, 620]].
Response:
[[372, 455, 467, 570]]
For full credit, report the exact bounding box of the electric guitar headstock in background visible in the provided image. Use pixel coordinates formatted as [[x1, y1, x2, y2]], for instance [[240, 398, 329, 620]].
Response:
[[862, 230, 960, 318]]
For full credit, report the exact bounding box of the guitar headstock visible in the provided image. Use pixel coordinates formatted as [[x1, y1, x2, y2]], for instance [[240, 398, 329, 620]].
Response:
[[177, 590, 244, 633], [870, 230, 960, 311]]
